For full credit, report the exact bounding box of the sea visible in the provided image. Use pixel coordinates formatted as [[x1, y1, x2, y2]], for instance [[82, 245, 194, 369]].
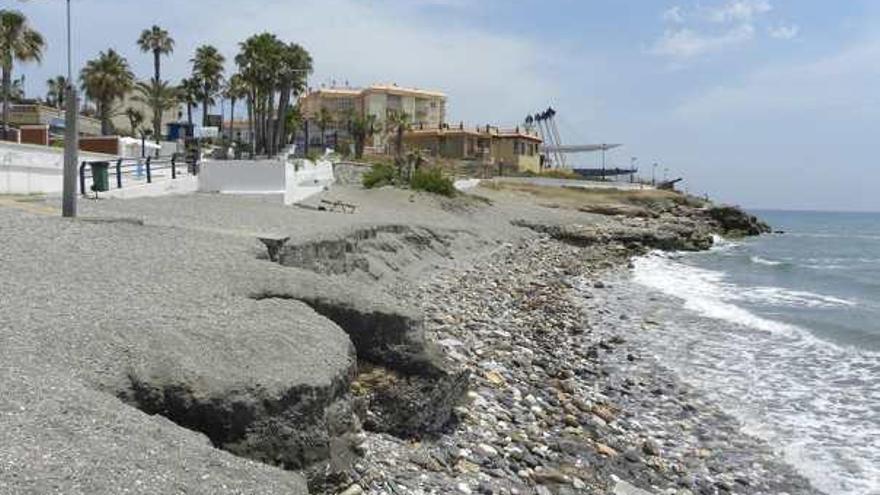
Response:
[[628, 210, 880, 495]]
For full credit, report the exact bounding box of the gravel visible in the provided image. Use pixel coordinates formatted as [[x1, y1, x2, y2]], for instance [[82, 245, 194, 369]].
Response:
[[1, 184, 815, 494]]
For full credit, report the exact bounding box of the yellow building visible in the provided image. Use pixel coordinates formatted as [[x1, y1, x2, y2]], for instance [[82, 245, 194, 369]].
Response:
[[403, 124, 542, 173], [299, 83, 447, 150]]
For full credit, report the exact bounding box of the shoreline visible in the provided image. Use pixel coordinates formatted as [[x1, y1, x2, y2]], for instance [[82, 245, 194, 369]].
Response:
[[347, 228, 819, 495]]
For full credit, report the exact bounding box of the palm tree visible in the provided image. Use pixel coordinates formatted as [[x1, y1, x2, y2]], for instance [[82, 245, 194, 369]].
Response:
[[137, 25, 174, 83], [224, 73, 248, 141], [349, 113, 378, 159], [1, 9, 44, 141], [132, 79, 178, 141], [0, 75, 24, 103], [124, 107, 143, 136], [45, 75, 67, 108], [178, 77, 199, 127], [273, 43, 311, 154], [190, 44, 225, 127], [386, 110, 411, 160], [236, 33, 284, 156], [316, 107, 334, 150], [80, 49, 135, 135]]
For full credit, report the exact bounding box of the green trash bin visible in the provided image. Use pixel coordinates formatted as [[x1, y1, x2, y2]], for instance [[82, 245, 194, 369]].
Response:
[[90, 161, 110, 192]]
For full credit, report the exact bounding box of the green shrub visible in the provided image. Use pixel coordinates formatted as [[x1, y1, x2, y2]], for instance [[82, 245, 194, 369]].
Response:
[[362, 163, 398, 188], [410, 167, 455, 197]]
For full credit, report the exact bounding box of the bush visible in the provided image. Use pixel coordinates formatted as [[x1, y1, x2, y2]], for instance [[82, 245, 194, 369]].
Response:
[[410, 167, 455, 197], [362, 163, 398, 188]]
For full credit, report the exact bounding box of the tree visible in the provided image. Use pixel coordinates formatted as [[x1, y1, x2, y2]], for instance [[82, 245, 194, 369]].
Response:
[[178, 77, 199, 126], [79, 49, 135, 135], [224, 73, 248, 141], [46, 75, 67, 108], [349, 113, 378, 159], [273, 43, 311, 154], [236, 33, 281, 156], [284, 104, 303, 148], [137, 25, 174, 83], [132, 79, 178, 141], [0, 75, 24, 103], [190, 44, 225, 127], [315, 106, 335, 151], [386, 110, 411, 159], [124, 107, 143, 135], [1, 9, 44, 141]]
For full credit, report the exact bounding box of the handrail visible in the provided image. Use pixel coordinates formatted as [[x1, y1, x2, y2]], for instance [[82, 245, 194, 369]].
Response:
[[79, 154, 182, 195]]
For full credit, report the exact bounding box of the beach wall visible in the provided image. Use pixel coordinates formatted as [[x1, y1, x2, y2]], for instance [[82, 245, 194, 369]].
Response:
[[198, 160, 287, 194], [0, 141, 115, 194], [199, 158, 334, 205], [284, 159, 334, 205]]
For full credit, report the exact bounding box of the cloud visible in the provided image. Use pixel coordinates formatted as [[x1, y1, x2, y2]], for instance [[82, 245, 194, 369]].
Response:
[[662, 6, 685, 24], [650, 24, 755, 59], [673, 39, 880, 119], [704, 0, 772, 23], [769, 24, 800, 40], [650, 0, 794, 61]]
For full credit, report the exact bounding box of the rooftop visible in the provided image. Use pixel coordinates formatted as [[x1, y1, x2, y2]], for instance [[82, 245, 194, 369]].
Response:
[[306, 83, 446, 99]]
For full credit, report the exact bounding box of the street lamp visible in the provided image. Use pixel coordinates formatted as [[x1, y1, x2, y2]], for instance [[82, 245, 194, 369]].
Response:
[[652, 162, 658, 186], [61, 0, 78, 217]]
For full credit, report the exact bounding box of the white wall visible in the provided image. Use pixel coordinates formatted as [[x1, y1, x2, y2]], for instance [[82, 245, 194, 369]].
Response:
[[197, 158, 335, 205], [284, 159, 334, 205], [0, 141, 115, 194], [198, 160, 286, 194]]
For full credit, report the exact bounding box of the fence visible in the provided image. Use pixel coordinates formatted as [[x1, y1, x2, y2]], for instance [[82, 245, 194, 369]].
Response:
[[79, 154, 190, 195]]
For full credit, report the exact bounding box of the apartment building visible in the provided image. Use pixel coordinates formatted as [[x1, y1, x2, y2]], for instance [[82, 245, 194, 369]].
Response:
[[299, 83, 447, 150]]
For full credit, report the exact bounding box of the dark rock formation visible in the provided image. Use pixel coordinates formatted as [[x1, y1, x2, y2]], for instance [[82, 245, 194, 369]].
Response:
[[704, 205, 771, 237]]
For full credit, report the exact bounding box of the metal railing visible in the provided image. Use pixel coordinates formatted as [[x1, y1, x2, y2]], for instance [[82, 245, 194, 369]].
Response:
[[79, 154, 188, 195]]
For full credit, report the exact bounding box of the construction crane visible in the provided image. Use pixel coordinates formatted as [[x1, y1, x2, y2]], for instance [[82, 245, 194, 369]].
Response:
[[527, 107, 567, 169], [525, 107, 628, 180]]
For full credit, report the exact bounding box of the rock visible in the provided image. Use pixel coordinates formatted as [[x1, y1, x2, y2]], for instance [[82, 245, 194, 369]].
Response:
[[532, 467, 569, 484], [485, 370, 506, 386], [592, 404, 618, 423], [624, 448, 643, 463], [477, 443, 499, 457], [705, 205, 771, 236], [594, 442, 618, 457], [339, 485, 364, 495], [614, 479, 656, 495], [642, 439, 661, 457]]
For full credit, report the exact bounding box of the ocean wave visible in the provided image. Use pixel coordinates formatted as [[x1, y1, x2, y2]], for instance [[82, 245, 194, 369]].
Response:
[[632, 255, 856, 318], [710, 234, 741, 253], [625, 258, 880, 494], [750, 255, 785, 266]]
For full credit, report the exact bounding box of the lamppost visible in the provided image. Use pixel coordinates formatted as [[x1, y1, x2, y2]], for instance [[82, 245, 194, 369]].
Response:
[[61, 0, 78, 217], [652, 162, 658, 186], [630, 156, 637, 183]]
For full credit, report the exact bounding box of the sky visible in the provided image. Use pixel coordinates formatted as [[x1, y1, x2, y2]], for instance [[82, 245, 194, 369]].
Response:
[[8, 0, 880, 211]]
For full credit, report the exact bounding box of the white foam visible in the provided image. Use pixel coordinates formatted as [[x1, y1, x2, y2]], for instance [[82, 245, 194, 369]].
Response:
[[628, 253, 880, 494], [750, 255, 783, 266], [632, 255, 855, 326]]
